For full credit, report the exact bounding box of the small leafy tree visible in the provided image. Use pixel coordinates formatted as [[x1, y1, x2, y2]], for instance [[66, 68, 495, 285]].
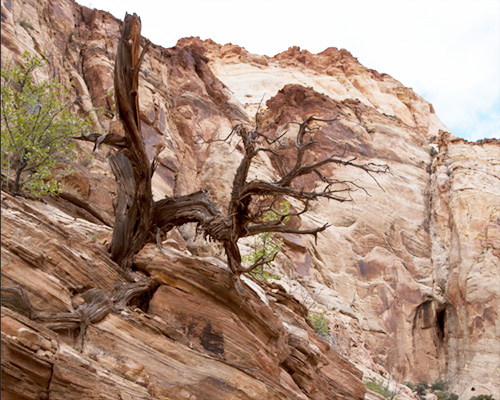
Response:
[[1, 52, 92, 197]]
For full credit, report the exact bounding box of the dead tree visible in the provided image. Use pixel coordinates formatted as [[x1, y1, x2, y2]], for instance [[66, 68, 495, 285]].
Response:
[[178, 118, 389, 275], [78, 13, 154, 268], [78, 14, 388, 280]]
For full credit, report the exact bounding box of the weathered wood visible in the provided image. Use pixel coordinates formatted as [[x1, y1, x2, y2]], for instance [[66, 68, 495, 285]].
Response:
[[59, 190, 113, 227], [1, 286, 111, 350], [74, 132, 129, 151], [1, 283, 155, 351], [109, 151, 138, 265], [113, 280, 156, 311], [109, 13, 153, 268], [153, 190, 222, 233], [91, 14, 388, 279]]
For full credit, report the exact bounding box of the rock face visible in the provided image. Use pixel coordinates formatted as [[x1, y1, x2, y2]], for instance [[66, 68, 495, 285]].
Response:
[[431, 134, 500, 398], [1, 191, 364, 400], [1, 0, 499, 399]]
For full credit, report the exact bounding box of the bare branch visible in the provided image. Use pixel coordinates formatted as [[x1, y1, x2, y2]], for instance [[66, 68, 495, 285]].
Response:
[[238, 250, 279, 273], [74, 132, 129, 151], [1, 282, 154, 352], [240, 180, 352, 203], [194, 124, 239, 145], [245, 222, 330, 239]]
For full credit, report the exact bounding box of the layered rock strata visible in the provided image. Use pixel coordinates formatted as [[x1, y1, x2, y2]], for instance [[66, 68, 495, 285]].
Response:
[[1, 0, 499, 398]]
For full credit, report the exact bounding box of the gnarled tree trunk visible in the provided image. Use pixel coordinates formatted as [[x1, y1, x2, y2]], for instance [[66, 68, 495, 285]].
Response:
[[78, 14, 388, 280], [108, 13, 153, 268]]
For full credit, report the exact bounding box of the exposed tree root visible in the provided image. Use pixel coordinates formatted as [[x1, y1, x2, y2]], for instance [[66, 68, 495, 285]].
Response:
[[1, 280, 156, 351]]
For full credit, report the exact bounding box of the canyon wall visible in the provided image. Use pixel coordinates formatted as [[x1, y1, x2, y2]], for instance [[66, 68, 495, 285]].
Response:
[[1, 0, 499, 398]]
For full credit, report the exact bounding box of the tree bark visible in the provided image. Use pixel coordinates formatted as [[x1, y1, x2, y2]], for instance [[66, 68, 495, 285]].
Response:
[[13, 159, 27, 196], [109, 13, 153, 268]]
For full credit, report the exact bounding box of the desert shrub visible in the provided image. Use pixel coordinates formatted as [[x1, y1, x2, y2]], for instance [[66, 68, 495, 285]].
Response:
[[307, 310, 329, 337], [432, 380, 445, 391], [18, 18, 34, 30], [436, 392, 458, 400], [248, 265, 281, 281], [365, 379, 400, 399], [366, 379, 391, 398], [470, 395, 495, 400]]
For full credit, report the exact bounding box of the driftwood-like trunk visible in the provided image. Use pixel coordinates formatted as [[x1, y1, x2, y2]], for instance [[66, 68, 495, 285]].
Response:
[[108, 14, 153, 268], [77, 14, 388, 278]]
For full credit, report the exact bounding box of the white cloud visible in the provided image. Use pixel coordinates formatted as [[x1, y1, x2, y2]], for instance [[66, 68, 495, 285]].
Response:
[[79, 0, 500, 140]]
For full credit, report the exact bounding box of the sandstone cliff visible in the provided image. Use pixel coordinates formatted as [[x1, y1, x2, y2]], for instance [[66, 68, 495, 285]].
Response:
[[1, 0, 499, 399]]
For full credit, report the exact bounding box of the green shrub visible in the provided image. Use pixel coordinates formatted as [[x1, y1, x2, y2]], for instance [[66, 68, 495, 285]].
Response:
[[307, 310, 329, 337], [1, 52, 93, 197], [365, 379, 399, 399], [432, 380, 445, 391], [470, 395, 495, 400], [366, 379, 391, 398], [437, 392, 458, 400], [18, 18, 34, 30], [248, 265, 281, 281]]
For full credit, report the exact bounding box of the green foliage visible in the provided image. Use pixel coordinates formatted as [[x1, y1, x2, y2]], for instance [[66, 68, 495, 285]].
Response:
[[79, 155, 94, 167], [248, 266, 281, 281], [1, 52, 92, 197], [406, 379, 458, 400], [432, 380, 445, 391], [307, 310, 329, 337], [436, 391, 459, 400], [365, 379, 399, 399], [470, 395, 495, 400], [242, 201, 290, 280]]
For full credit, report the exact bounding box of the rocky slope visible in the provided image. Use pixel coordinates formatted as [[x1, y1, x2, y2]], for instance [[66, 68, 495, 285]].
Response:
[[1, 0, 499, 399]]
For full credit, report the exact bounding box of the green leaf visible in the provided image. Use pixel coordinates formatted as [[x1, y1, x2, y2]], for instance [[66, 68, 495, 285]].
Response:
[[1, 52, 92, 197]]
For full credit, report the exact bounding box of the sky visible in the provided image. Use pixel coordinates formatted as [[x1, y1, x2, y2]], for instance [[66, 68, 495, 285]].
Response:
[[77, 0, 500, 141]]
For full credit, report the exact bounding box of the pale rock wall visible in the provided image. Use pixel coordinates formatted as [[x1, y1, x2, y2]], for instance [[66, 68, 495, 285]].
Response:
[[431, 133, 500, 399], [192, 37, 450, 384]]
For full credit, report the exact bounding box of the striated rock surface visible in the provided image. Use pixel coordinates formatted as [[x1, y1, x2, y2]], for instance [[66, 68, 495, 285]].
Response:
[[1, 0, 499, 399], [1, 190, 365, 399]]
